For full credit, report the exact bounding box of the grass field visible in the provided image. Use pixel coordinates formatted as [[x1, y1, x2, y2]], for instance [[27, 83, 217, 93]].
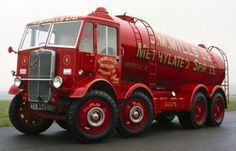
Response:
[[0, 97, 236, 128], [227, 96, 236, 111], [0, 101, 11, 127]]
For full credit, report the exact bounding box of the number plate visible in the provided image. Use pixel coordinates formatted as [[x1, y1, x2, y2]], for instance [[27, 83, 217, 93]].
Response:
[[30, 102, 47, 111]]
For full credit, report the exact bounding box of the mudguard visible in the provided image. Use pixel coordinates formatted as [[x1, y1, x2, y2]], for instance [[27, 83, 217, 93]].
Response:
[[69, 78, 117, 99], [8, 85, 21, 95]]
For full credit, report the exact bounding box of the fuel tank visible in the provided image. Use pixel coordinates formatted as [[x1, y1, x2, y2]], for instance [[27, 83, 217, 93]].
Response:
[[114, 15, 225, 89]]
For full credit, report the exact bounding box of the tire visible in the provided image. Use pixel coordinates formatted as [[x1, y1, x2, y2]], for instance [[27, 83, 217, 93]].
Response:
[[116, 91, 153, 137], [155, 113, 175, 123], [9, 95, 53, 135], [67, 90, 118, 143], [56, 120, 68, 130], [178, 92, 207, 129], [207, 93, 225, 127]]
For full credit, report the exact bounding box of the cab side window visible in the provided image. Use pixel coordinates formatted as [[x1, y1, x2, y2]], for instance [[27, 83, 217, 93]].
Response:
[[97, 25, 117, 55], [79, 22, 94, 52]]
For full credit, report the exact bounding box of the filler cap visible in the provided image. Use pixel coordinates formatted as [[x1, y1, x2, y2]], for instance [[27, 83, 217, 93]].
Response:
[[88, 7, 113, 20], [95, 7, 108, 14]]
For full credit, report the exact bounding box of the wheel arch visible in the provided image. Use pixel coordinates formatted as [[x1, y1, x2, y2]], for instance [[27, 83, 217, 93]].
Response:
[[69, 78, 118, 101], [88, 80, 118, 101], [124, 83, 153, 100], [124, 83, 155, 115], [210, 86, 227, 108], [189, 84, 210, 109]]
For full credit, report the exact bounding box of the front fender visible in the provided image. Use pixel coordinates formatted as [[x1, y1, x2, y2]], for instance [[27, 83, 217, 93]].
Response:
[[69, 78, 115, 98], [8, 85, 21, 95]]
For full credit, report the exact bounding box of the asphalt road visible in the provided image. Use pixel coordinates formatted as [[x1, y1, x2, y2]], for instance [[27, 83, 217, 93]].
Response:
[[0, 112, 236, 151]]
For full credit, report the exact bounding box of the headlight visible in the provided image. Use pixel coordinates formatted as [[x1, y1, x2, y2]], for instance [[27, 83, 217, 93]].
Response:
[[14, 76, 22, 87], [53, 76, 63, 88]]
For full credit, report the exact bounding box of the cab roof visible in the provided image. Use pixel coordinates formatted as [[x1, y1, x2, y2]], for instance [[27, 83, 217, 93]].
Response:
[[27, 7, 116, 26]]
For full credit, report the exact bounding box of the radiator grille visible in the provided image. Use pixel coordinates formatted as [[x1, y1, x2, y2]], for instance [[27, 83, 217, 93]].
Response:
[[28, 49, 56, 102]]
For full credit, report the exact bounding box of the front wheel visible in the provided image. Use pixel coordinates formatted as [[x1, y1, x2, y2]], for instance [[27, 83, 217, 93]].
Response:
[[9, 95, 53, 135], [67, 90, 118, 143], [116, 91, 153, 137]]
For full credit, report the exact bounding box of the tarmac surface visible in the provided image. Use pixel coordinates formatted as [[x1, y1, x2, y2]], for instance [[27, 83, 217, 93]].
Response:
[[0, 112, 236, 151]]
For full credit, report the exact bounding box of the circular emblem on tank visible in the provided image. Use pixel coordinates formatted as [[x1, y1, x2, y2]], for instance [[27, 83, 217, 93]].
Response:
[[63, 55, 71, 65], [21, 56, 28, 65]]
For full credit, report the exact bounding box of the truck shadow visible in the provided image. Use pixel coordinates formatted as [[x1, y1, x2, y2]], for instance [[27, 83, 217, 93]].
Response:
[[4, 114, 232, 151], [12, 119, 183, 144]]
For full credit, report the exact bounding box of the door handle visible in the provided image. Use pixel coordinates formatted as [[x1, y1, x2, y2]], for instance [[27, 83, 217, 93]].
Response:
[[115, 56, 121, 63]]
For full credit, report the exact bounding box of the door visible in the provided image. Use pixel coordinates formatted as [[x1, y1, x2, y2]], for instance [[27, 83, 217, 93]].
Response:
[[95, 24, 121, 84], [79, 22, 96, 73]]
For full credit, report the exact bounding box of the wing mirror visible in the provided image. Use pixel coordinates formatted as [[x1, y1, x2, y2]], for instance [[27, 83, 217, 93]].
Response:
[[8, 46, 17, 54]]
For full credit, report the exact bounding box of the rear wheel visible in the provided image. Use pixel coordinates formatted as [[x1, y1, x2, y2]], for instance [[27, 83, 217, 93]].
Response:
[[207, 93, 225, 127], [116, 91, 153, 137], [67, 90, 117, 143], [178, 92, 207, 129], [9, 95, 53, 134]]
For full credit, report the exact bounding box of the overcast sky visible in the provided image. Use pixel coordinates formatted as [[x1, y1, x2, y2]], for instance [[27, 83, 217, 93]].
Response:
[[0, 0, 236, 94]]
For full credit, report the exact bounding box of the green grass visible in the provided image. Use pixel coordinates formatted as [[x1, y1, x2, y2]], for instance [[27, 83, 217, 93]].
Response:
[[227, 96, 236, 111], [0, 97, 236, 128], [0, 101, 11, 127]]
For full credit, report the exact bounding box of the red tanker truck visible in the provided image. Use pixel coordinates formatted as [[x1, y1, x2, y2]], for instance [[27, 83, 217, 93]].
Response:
[[8, 7, 229, 142]]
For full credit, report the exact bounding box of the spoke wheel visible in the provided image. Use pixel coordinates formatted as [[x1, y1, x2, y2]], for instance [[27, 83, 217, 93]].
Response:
[[178, 92, 207, 129], [9, 95, 53, 134], [117, 91, 153, 137], [67, 90, 117, 143], [207, 93, 225, 127]]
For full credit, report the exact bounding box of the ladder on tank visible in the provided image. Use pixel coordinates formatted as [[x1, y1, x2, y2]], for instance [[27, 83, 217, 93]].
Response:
[[128, 17, 157, 89], [207, 46, 229, 103]]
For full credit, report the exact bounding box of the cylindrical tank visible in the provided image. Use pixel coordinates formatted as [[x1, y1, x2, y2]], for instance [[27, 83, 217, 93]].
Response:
[[115, 16, 225, 89]]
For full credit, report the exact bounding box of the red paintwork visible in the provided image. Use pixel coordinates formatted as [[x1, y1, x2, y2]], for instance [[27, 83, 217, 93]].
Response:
[[69, 78, 117, 98], [213, 96, 224, 123], [8, 85, 21, 95], [194, 98, 207, 125], [77, 98, 111, 135], [9, 7, 227, 122], [121, 98, 148, 130]]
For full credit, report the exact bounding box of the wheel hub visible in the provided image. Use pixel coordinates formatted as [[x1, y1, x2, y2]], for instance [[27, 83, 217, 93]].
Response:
[[214, 100, 224, 122], [129, 106, 144, 123], [91, 113, 99, 121], [87, 107, 105, 127], [195, 99, 206, 124]]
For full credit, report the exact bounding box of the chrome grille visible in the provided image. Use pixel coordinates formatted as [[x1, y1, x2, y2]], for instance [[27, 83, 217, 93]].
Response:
[[28, 49, 56, 102]]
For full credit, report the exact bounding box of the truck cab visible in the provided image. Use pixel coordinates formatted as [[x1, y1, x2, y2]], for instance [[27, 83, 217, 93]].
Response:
[[15, 12, 122, 102]]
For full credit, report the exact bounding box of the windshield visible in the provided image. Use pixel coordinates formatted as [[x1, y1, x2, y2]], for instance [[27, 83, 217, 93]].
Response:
[[20, 20, 82, 50], [21, 24, 50, 50], [48, 21, 82, 47]]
